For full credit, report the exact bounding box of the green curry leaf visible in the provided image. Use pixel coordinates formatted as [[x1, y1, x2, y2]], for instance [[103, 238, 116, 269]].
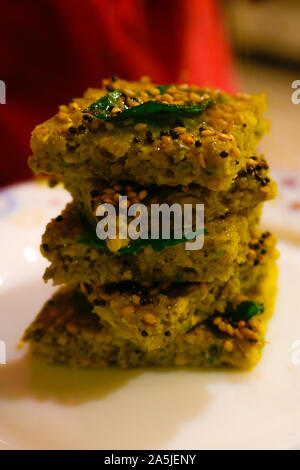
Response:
[[84, 90, 214, 121], [230, 301, 264, 322], [84, 90, 126, 119], [77, 222, 207, 255]]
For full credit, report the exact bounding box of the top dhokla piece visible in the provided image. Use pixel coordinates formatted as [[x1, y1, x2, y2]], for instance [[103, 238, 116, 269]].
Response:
[[29, 77, 269, 191]]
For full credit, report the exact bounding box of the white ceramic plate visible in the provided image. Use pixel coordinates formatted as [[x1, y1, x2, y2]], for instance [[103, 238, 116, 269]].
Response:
[[0, 181, 300, 450]]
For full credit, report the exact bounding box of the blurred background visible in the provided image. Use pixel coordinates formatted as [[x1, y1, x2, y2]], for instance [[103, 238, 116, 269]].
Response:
[[0, 0, 299, 187]]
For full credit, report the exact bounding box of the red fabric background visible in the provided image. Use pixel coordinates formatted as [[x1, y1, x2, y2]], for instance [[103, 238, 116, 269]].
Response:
[[0, 0, 236, 187]]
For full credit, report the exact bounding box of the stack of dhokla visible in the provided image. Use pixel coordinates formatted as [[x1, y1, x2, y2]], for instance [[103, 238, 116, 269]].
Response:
[[23, 77, 278, 369]]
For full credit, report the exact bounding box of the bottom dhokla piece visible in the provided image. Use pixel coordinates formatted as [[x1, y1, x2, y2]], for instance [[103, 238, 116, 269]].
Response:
[[22, 256, 277, 370]]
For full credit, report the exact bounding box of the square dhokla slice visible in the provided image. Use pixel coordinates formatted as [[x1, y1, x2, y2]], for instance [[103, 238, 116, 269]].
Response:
[[79, 232, 277, 351], [29, 77, 269, 191], [22, 253, 278, 369], [64, 154, 276, 229], [41, 202, 257, 285]]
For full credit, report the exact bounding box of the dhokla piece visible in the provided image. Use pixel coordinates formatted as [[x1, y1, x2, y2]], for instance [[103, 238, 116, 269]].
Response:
[[82, 276, 241, 352], [79, 232, 277, 351], [29, 77, 269, 191], [41, 203, 257, 285], [64, 154, 276, 228], [22, 252, 278, 369]]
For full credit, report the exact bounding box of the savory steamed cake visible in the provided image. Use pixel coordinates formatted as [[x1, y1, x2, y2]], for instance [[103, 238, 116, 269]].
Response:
[[41, 202, 258, 285], [29, 77, 269, 191], [24, 76, 278, 369], [23, 247, 277, 369], [64, 153, 276, 228]]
